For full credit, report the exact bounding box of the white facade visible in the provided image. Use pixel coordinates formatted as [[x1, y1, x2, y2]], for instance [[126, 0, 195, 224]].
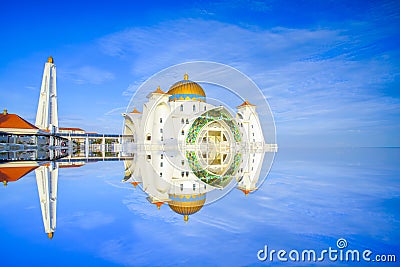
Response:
[[58, 127, 86, 134]]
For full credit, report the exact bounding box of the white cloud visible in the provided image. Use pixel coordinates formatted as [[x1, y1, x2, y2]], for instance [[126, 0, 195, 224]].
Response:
[[104, 106, 126, 116], [95, 18, 399, 146], [59, 66, 115, 85], [60, 211, 115, 230], [98, 19, 343, 75]]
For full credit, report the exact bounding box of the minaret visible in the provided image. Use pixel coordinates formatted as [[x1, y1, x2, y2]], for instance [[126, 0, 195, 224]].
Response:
[[35, 56, 59, 133], [35, 162, 58, 239]]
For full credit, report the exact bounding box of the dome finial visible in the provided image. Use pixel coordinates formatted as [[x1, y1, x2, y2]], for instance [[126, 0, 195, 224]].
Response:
[[184, 215, 189, 222], [3, 181, 7, 187], [47, 56, 54, 64], [184, 73, 189, 80]]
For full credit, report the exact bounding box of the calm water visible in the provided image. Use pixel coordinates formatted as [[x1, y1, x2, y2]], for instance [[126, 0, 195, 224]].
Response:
[[1, 148, 399, 266]]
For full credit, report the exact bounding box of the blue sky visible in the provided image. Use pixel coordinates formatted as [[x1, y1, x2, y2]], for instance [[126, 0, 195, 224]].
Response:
[[0, 0, 399, 147]]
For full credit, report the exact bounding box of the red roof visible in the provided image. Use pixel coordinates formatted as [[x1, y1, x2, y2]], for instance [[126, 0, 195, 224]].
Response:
[[237, 187, 257, 196], [130, 107, 142, 114], [152, 86, 167, 94], [237, 100, 256, 108], [0, 114, 38, 130], [130, 181, 141, 188], [59, 127, 85, 131], [0, 166, 39, 183], [59, 163, 85, 168], [153, 202, 164, 210]]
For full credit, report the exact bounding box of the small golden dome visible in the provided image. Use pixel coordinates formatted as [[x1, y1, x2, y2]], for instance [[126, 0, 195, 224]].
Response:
[[167, 74, 206, 102], [168, 193, 206, 221], [47, 56, 54, 64], [47, 232, 54, 239]]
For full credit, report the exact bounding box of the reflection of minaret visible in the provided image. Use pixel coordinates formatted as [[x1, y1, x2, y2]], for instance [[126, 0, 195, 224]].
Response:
[[35, 56, 58, 133], [35, 162, 58, 239]]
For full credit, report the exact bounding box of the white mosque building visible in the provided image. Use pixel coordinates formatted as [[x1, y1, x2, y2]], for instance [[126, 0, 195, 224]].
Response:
[[122, 74, 277, 221]]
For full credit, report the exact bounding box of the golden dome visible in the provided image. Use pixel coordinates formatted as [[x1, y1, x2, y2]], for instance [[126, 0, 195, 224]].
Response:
[[47, 56, 54, 64], [168, 193, 206, 221], [47, 232, 54, 239], [167, 74, 206, 102]]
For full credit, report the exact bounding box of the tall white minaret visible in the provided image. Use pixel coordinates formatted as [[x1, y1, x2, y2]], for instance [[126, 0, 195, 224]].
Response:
[[35, 162, 58, 239], [35, 56, 59, 133]]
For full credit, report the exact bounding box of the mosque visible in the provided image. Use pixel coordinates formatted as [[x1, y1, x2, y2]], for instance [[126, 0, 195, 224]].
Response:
[[122, 74, 276, 221]]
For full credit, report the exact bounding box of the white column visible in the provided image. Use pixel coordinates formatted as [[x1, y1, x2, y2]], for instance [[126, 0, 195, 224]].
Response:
[[35, 162, 58, 238], [35, 57, 58, 132], [85, 136, 89, 159]]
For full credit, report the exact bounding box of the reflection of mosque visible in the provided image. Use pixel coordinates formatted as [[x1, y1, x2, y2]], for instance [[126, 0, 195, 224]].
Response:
[[122, 74, 277, 221]]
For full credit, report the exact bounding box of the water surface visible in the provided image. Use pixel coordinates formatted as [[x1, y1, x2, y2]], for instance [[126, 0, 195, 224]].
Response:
[[0, 148, 398, 266]]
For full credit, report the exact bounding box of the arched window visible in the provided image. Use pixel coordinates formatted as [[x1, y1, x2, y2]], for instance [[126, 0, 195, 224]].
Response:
[[181, 172, 184, 177], [160, 162, 163, 167], [204, 106, 207, 111], [160, 128, 163, 133], [161, 154, 163, 159], [181, 118, 185, 124], [160, 118, 163, 123], [193, 184, 196, 190], [186, 119, 189, 124], [181, 130, 185, 135], [193, 104, 196, 112], [181, 160, 184, 166], [180, 104, 183, 111], [160, 173, 162, 177], [180, 184, 183, 191]]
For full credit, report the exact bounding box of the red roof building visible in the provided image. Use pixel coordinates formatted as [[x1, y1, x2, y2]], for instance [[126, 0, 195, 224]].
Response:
[[0, 162, 40, 186], [0, 110, 41, 134]]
